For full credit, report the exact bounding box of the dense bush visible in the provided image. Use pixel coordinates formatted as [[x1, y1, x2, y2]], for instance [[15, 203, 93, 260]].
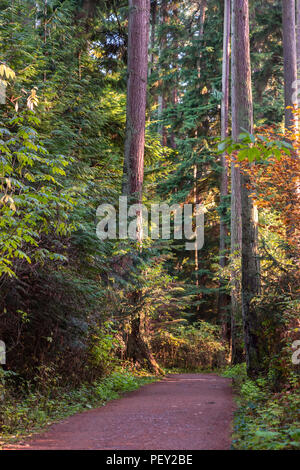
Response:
[[151, 321, 226, 370], [223, 363, 300, 450]]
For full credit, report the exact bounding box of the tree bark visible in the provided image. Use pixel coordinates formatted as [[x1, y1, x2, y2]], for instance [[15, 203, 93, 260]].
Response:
[[149, 0, 157, 77], [159, 0, 168, 146], [197, 0, 207, 79], [123, 0, 161, 375], [170, 86, 178, 149], [297, 0, 300, 83], [76, 0, 97, 23], [232, 0, 261, 377], [283, 0, 299, 252], [43, 0, 47, 82], [282, 0, 298, 130], [170, 3, 179, 149], [219, 0, 231, 342], [126, 313, 161, 374], [123, 0, 150, 201], [230, 0, 243, 364], [192, 1, 207, 307], [193, 163, 199, 300]]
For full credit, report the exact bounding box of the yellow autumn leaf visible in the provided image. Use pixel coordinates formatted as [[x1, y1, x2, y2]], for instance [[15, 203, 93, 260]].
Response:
[[0, 64, 15, 79]]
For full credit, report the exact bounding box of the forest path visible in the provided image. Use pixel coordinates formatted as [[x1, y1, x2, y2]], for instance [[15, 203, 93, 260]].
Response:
[[4, 374, 234, 450]]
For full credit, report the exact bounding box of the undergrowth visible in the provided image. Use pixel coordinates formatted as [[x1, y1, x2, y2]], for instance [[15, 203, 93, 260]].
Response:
[[223, 363, 300, 450], [151, 321, 226, 370]]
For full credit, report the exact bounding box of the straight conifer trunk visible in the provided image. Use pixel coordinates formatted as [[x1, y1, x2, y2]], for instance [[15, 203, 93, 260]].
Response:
[[297, 0, 300, 80], [219, 0, 231, 342], [193, 1, 207, 307], [283, 0, 299, 251], [232, 0, 261, 377], [123, 0, 150, 201], [170, 3, 179, 150], [149, 0, 157, 77], [160, 0, 168, 146], [197, 0, 207, 78], [230, 0, 243, 363], [123, 0, 161, 374], [282, 0, 298, 130]]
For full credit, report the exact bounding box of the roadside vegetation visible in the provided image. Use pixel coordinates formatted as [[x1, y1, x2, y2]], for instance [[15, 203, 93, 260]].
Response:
[[223, 363, 300, 450], [0, 367, 156, 446]]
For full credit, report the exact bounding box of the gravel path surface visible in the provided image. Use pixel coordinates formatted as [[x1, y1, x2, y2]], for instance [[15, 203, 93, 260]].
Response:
[[3, 374, 234, 450]]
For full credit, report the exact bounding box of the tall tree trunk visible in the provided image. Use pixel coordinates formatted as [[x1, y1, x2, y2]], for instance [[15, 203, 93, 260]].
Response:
[[197, 0, 207, 79], [149, 0, 157, 77], [123, 0, 150, 202], [157, 0, 168, 146], [125, 309, 161, 375], [282, 0, 298, 131], [219, 0, 231, 343], [43, 0, 47, 82], [35, 1, 41, 28], [232, 0, 261, 377], [170, 3, 179, 150], [170, 86, 178, 149], [283, 0, 299, 251], [160, 0, 168, 146], [297, 0, 300, 84], [193, 162, 199, 297], [76, 0, 97, 25], [193, 1, 207, 311], [230, 0, 243, 364], [123, 0, 161, 375]]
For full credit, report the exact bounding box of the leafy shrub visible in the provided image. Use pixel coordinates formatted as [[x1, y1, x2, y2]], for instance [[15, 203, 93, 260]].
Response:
[[223, 363, 300, 449], [94, 370, 149, 401], [222, 362, 247, 385], [89, 322, 120, 374], [152, 321, 226, 370]]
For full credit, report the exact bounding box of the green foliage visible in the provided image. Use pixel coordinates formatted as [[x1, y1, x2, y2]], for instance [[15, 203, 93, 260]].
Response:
[[223, 363, 300, 450], [0, 368, 156, 445], [89, 322, 120, 373], [94, 370, 151, 401], [222, 362, 247, 384], [0, 107, 74, 277], [217, 131, 292, 162], [152, 321, 226, 370]]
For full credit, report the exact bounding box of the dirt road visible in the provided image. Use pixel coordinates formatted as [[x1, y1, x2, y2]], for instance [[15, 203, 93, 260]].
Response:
[[3, 374, 234, 450]]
